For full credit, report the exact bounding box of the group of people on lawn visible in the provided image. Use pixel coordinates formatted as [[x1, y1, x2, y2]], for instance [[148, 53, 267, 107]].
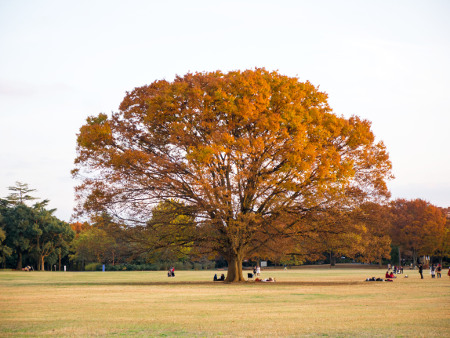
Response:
[[429, 263, 443, 278], [387, 264, 404, 274], [384, 265, 404, 281], [213, 273, 225, 281], [167, 262, 449, 282], [386, 263, 448, 280], [211, 265, 275, 282], [418, 263, 445, 279], [367, 263, 449, 282], [167, 266, 175, 277]]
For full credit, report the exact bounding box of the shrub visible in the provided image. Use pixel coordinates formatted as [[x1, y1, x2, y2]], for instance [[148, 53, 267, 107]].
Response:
[[193, 262, 203, 270], [85, 263, 101, 271]]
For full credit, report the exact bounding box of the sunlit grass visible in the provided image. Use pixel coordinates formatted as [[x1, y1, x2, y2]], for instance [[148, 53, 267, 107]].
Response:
[[0, 268, 448, 336]]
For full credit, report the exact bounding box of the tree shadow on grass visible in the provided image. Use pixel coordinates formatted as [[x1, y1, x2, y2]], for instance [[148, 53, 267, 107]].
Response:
[[40, 280, 364, 287]]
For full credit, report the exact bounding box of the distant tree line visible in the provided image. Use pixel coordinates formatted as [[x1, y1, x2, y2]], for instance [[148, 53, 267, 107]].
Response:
[[1, 182, 448, 271], [0, 182, 74, 270]]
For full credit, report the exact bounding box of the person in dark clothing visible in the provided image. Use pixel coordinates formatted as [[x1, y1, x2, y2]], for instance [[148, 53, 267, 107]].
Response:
[[418, 264, 423, 279]]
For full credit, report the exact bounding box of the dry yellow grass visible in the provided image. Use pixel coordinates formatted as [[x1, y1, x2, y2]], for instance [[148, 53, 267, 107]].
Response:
[[0, 268, 448, 336]]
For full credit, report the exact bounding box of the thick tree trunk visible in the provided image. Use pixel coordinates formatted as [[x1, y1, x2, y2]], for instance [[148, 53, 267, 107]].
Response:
[[329, 251, 336, 268], [398, 247, 401, 267], [378, 255, 383, 268], [58, 252, 62, 271], [16, 251, 22, 270], [225, 254, 245, 282], [40, 256, 45, 271], [412, 249, 418, 268]]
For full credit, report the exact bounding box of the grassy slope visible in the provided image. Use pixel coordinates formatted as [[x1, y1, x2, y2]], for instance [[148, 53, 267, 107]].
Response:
[[0, 268, 448, 337]]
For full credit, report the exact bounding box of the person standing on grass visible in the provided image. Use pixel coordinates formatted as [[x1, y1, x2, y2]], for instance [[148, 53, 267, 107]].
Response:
[[436, 264, 442, 278], [430, 264, 436, 278], [256, 265, 261, 276], [418, 264, 423, 279]]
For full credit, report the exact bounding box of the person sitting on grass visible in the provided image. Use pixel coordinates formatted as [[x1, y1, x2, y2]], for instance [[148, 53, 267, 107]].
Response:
[[167, 267, 175, 277], [254, 277, 276, 282]]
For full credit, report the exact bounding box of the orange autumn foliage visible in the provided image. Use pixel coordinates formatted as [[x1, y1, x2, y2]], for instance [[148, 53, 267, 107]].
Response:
[[73, 69, 392, 282], [70, 222, 90, 236], [390, 199, 447, 264]]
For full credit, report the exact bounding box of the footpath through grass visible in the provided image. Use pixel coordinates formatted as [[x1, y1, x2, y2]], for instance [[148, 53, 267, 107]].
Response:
[[0, 268, 448, 336]]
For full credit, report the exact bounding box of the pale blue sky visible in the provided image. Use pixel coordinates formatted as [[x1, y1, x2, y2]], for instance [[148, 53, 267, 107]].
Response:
[[1, 0, 449, 221]]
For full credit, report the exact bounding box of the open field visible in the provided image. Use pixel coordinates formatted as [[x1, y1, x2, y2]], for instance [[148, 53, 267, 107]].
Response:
[[0, 268, 449, 337]]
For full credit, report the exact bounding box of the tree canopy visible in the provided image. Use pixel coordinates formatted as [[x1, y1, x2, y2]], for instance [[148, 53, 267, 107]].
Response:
[[73, 69, 392, 281], [390, 198, 447, 265], [6, 182, 38, 205], [0, 183, 74, 270]]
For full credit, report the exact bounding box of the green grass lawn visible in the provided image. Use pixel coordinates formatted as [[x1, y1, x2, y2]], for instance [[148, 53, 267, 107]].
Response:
[[0, 268, 448, 336]]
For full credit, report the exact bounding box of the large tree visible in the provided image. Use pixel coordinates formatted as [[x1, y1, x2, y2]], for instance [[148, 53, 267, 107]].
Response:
[[73, 69, 392, 281], [1, 201, 37, 269], [70, 213, 131, 267], [351, 202, 392, 266], [70, 226, 116, 266], [390, 199, 447, 266], [1, 184, 74, 270], [1, 183, 40, 269], [30, 201, 74, 271], [434, 209, 450, 265], [0, 227, 12, 268]]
